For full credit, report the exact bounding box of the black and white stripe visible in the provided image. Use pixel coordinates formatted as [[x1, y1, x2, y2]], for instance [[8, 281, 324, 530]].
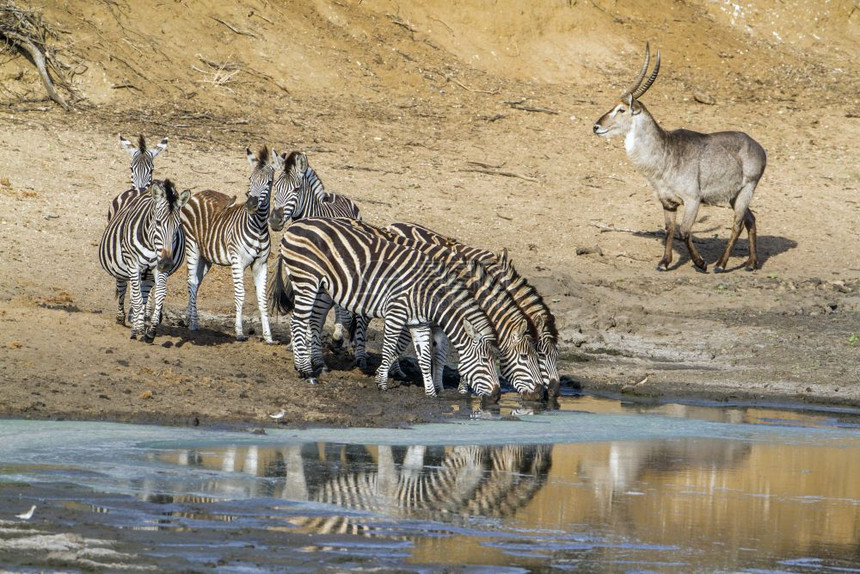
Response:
[[99, 179, 189, 341], [388, 221, 561, 397], [271, 218, 501, 400], [181, 146, 279, 343], [108, 134, 169, 221], [269, 151, 362, 348], [345, 221, 543, 399]]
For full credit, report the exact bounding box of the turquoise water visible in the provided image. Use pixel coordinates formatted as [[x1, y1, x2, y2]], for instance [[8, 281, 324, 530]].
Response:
[[2, 394, 860, 572]]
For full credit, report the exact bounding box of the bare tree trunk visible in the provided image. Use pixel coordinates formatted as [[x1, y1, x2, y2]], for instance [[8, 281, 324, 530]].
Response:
[[2, 30, 68, 111]]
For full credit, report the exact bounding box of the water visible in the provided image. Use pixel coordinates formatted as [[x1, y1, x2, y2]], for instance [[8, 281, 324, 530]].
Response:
[[2, 394, 860, 572]]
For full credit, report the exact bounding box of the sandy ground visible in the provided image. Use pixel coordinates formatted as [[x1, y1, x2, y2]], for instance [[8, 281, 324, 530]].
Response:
[[0, 0, 858, 429]]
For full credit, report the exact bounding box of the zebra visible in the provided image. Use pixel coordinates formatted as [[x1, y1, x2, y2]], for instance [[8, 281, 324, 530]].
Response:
[[108, 134, 169, 221], [270, 217, 501, 401], [388, 221, 561, 398], [269, 150, 362, 349], [99, 179, 190, 342], [181, 146, 280, 343], [343, 220, 543, 400]]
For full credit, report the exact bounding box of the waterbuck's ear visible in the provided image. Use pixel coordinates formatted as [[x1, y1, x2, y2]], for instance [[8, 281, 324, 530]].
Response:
[[151, 136, 168, 157], [119, 134, 136, 156], [178, 189, 192, 208]]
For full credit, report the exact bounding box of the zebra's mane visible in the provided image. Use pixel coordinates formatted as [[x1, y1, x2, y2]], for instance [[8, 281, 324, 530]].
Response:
[[285, 150, 303, 171], [160, 178, 179, 209], [255, 145, 270, 169], [499, 257, 558, 343], [137, 134, 147, 153]]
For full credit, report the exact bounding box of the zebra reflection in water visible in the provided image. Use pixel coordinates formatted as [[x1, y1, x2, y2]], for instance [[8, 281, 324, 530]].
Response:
[[150, 443, 551, 535]]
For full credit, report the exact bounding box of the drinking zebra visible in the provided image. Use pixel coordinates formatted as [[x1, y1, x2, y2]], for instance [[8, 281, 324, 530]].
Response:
[[181, 146, 280, 343], [343, 220, 543, 400], [270, 218, 501, 401], [98, 179, 190, 341], [269, 150, 362, 349], [108, 134, 169, 221], [388, 221, 561, 398]]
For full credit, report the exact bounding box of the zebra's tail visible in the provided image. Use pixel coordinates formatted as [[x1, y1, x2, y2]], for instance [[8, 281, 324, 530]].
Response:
[[269, 255, 295, 316]]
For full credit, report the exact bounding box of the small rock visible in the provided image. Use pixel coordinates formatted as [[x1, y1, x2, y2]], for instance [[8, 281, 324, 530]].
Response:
[[694, 91, 716, 105], [575, 245, 603, 256]]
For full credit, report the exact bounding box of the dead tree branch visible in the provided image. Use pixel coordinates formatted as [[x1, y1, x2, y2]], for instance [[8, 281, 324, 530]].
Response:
[[0, 1, 70, 110]]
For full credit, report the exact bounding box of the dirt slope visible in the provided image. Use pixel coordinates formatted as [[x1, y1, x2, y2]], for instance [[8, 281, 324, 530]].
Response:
[[0, 0, 858, 428]]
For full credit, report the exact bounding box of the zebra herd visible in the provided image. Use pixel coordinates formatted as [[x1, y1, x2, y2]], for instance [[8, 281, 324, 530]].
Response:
[[99, 135, 559, 403]]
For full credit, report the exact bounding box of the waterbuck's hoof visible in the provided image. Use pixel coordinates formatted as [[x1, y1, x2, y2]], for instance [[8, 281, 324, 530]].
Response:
[[656, 262, 669, 272], [745, 262, 759, 272], [236, 334, 249, 342], [714, 265, 726, 274], [693, 262, 708, 273], [263, 338, 278, 345]]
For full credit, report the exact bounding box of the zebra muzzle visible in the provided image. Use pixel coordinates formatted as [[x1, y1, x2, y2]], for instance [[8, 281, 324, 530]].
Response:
[[157, 249, 174, 272]]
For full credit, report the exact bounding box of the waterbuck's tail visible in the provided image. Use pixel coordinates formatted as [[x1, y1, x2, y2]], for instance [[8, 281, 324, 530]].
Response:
[[268, 256, 295, 316]]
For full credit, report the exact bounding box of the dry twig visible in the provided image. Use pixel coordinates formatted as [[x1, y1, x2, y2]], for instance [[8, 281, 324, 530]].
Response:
[[460, 167, 540, 183]]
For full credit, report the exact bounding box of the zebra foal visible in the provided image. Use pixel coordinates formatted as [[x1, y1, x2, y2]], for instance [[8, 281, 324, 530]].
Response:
[[270, 218, 502, 401], [388, 221, 561, 398], [99, 179, 190, 342], [181, 146, 281, 343]]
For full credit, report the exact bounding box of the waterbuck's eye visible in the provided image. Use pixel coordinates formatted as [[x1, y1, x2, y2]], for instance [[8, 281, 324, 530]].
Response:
[[618, 108, 626, 114]]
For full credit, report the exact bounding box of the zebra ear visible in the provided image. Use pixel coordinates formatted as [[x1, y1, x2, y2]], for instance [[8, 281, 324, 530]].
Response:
[[246, 147, 256, 166], [513, 318, 528, 341], [271, 149, 285, 171], [119, 134, 136, 156], [295, 151, 309, 173], [498, 247, 509, 265], [151, 137, 168, 157], [149, 180, 165, 202], [178, 189, 192, 208], [463, 318, 477, 340]]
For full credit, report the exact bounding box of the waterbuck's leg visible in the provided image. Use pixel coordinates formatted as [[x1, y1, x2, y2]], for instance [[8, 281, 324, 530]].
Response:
[[657, 206, 677, 271], [408, 324, 436, 396], [678, 200, 707, 272], [743, 209, 759, 271], [250, 256, 274, 343], [230, 258, 248, 341]]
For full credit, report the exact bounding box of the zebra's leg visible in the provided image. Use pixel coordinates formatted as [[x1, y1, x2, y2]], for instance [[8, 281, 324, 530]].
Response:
[[289, 292, 317, 380], [375, 314, 408, 391], [388, 327, 410, 380], [331, 305, 352, 350], [115, 278, 127, 325], [185, 242, 209, 331], [143, 270, 168, 343], [309, 293, 333, 372], [408, 324, 436, 396], [250, 256, 274, 344], [140, 277, 153, 323], [128, 268, 146, 340], [432, 328, 450, 395], [230, 258, 248, 341], [353, 315, 373, 373]]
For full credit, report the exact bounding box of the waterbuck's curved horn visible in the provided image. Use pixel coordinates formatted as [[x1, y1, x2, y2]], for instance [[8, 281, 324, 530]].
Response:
[[623, 42, 651, 98], [631, 49, 660, 99]]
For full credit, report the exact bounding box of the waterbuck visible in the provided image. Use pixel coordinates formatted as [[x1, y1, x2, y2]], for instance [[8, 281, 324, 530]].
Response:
[[593, 44, 767, 273]]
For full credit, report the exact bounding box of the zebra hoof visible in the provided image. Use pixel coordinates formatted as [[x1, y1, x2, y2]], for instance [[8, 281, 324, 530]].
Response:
[[457, 381, 469, 395], [129, 332, 138, 340], [115, 315, 126, 326], [142, 329, 156, 343], [236, 335, 249, 342], [330, 337, 344, 351], [521, 388, 545, 403], [547, 379, 561, 399], [307, 377, 318, 385]]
